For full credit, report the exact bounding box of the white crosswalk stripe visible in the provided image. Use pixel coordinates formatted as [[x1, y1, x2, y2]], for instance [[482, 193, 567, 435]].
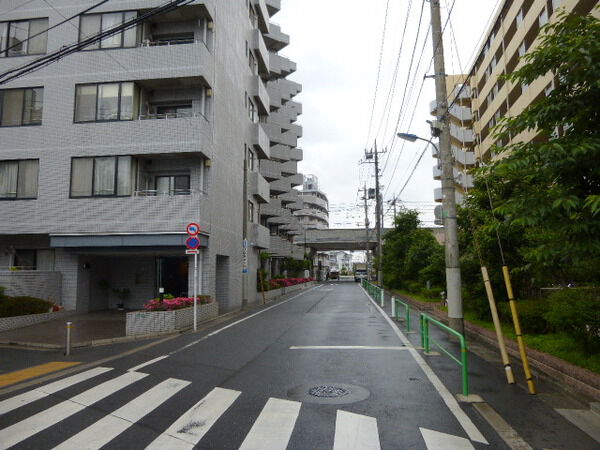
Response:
[[0, 366, 112, 415], [0, 371, 147, 450], [239, 397, 302, 450], [0, 367, 478, 449], [333, 410, 381, 450], [53, 377, 190, 450], [145, 386, 241, 449]]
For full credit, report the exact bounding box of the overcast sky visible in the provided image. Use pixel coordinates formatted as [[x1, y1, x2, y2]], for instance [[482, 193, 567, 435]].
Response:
[[275, 0, 500, 228]]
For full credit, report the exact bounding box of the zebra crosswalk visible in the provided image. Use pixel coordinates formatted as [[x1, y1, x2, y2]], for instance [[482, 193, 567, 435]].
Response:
[[0, 366, 476, 449]]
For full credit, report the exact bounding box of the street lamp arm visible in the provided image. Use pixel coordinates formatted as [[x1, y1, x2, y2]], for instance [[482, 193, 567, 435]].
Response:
[[396, 132, 439, 153]]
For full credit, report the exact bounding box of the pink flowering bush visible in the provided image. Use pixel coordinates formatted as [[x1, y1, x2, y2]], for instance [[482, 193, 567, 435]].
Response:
[[143, 295, 213, 311], [268, 277, 314, 290]]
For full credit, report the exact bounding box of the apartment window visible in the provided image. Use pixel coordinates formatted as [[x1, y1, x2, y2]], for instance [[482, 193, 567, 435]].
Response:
[[539, 8, 549, 27], [0, 18, 48, 57], [0, 87, 44, 127], [516, 8, 524, 27], [249, 51, 257, 74], [13, 249, 36, 269], [0, 159, 39, 199], [70, 155, 133, 197], [156, 175, 190, 195], [75, 82, 138, 122], [249, 5, 258, 28], [247, 148, 255, 171], [518, 41, 527, 57], [248, 201, 254, 222], [248, 97, 257, 123], [79, 11, 138, 50], [551, 0, 562, 11]]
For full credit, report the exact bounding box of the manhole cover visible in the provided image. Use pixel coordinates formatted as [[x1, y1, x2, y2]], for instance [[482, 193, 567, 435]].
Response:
[[308, 385, 350, 398], [288, 383, 370, 405]]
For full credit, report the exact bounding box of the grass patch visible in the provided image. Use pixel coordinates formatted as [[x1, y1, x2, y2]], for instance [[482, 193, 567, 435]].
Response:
[[392, 289, 441, 304], [464, 311, 600, 374]]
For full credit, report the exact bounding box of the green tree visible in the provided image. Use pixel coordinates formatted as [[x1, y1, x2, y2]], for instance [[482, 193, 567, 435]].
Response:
[[482, 11, 600, 281]]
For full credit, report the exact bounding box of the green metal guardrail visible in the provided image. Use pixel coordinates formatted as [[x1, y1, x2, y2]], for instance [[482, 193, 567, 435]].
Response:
[[392, 297, 411, 331], [420, 313, 469, 396], [362, 280, 384, 306]]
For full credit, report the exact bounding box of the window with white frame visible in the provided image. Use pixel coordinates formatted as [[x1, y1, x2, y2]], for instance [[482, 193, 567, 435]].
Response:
[[155, 175, 191, 195], [248, 96, 257, 123], [70, 155, 134, 197], [516, 8, 524, 27], [0, 18, 48, 57], [518, 41, 527, 57], [75, 82, 139, 122], [79, 11, 138, 49], [0, 87, 43, 126], [0, 159, 39, 199]]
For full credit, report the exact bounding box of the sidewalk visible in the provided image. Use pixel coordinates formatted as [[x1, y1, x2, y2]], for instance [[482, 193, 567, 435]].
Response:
[[0, 310, 132, 349]]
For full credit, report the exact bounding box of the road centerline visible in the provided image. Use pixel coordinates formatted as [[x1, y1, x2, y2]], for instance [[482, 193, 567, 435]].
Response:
[[289, 345, 409, 350]]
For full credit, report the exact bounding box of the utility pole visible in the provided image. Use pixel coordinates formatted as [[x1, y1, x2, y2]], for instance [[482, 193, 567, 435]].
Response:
[[373, 142, 383, 286], [360, 184, 371, 280], [430, 0, 463, 333]]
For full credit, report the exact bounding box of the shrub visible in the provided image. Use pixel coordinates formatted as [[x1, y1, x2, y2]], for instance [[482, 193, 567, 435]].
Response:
[[545, 288, 600, 354], [0, 285, 5, 298], [497, 299, 553, 334], [143, 295, 214, 312], [0, 296, 53, 318], [422, 287, 444, 300], [406, 281, 422, 295]]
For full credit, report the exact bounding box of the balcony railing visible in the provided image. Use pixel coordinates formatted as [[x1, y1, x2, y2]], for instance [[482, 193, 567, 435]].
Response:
[[137, 111, 207, 121], [134, 189, 205, 196], [138, 38, 198, 47]]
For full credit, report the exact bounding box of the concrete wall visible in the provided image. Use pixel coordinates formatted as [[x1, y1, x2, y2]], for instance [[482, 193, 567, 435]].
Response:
[[0, 271, 62, 303]]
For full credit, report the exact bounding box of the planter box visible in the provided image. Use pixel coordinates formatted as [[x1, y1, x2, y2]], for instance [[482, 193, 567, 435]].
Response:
[[0, 310, 76, 332], [126, 302, 218, 336], [262, 281, 315, 302]]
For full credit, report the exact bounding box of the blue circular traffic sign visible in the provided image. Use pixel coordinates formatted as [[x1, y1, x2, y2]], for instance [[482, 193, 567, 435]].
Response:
[[186, 222, 200, 236], [186, 236, 201, 250]]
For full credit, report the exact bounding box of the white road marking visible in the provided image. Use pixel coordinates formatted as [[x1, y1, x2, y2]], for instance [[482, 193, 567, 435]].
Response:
[[239, 398, 301, 450], [474, 403, 533, 449], [333, 410, 381, 450], [53, 378, 190, 450], [363, 288, 489, 445], [289, 346, 408, 350], [0, 366, 112, 415], [145, 387, 241, 449], [127, 355, 170, 372], [420, 427, 475, 449], [169, 285, 322, 356], [0, 371, 147, 450]]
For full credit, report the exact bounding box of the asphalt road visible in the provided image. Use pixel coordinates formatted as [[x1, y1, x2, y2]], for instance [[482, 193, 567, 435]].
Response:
[[0, 282, 597, 449]]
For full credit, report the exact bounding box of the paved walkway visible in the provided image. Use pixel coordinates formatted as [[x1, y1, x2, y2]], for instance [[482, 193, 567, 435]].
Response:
[[0, 310, 128, 348]]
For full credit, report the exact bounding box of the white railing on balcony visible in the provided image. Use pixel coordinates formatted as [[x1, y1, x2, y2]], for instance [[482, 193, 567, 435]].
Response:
[[137, 112, 207, 121], [134, 189, 205, 196], [138, 38, 198, 47]]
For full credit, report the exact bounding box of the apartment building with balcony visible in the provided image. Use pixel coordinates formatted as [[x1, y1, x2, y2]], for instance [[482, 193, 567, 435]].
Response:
[[430, 0, 597, 205], [257, 18, 306, 276], [0, 0, 300, 311], [294, 174, 329, 230]]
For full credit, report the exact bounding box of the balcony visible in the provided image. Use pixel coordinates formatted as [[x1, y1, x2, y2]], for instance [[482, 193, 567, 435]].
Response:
[[269, 53, 296, 77], [249, 171, 269, 204], [280, 190, 298, 205], [265, 0, 281, 16], [288, 123, 303, 139], [433, 165, 442, 180], [267, 84, 282, 109], [453, 83, 472, 101], [289, 148, 303, 161], [251, 75, 270, 115], [264, 24, 289, 51], [252, 0, 270, 33], [269, 178, 290, 195], [270, 145, 291, 161], [295, 209, 329, 223], [453, 147, 477, 166], [433, 187, 464, 205], [455, 171, 474, 189], [249, 223, 270, 249], [280, 160, 297, 176], [259, 159, 281, 181], [252, 29, 269, 76], [267, 209, 292, 225], [260, 198, 282, 218], [269, 235, 292, 258], [287, 173, 304, 187], [251, 123, 270, 159], [450, 123, 475, 143], [286, 201, 304, 212]]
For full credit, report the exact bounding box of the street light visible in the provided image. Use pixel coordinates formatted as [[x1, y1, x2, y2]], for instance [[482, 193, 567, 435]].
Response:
[[397, 132, 438, 152]]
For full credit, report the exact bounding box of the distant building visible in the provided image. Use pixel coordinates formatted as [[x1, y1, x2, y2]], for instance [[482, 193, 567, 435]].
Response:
[[294, 174, 329, 230]]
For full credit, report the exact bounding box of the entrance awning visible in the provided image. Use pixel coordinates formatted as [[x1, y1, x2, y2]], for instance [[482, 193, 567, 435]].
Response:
[[50, 233, 209, 249]]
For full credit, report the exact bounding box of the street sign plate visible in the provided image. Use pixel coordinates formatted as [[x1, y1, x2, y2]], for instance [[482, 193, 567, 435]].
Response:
[[186, 236, 201, 250], [186, 249, 200, 254], [186, 222, 200, 236]]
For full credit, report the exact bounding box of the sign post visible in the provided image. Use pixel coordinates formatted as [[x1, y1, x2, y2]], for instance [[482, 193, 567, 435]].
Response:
[[186, 223, 201, 331]]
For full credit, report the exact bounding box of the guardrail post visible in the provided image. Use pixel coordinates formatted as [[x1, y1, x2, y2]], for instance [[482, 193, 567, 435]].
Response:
[[391, 296, 396, 318], [380, 288, 384, 307], [461, 335, 469, 396], [405, 303, 411, 332]]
